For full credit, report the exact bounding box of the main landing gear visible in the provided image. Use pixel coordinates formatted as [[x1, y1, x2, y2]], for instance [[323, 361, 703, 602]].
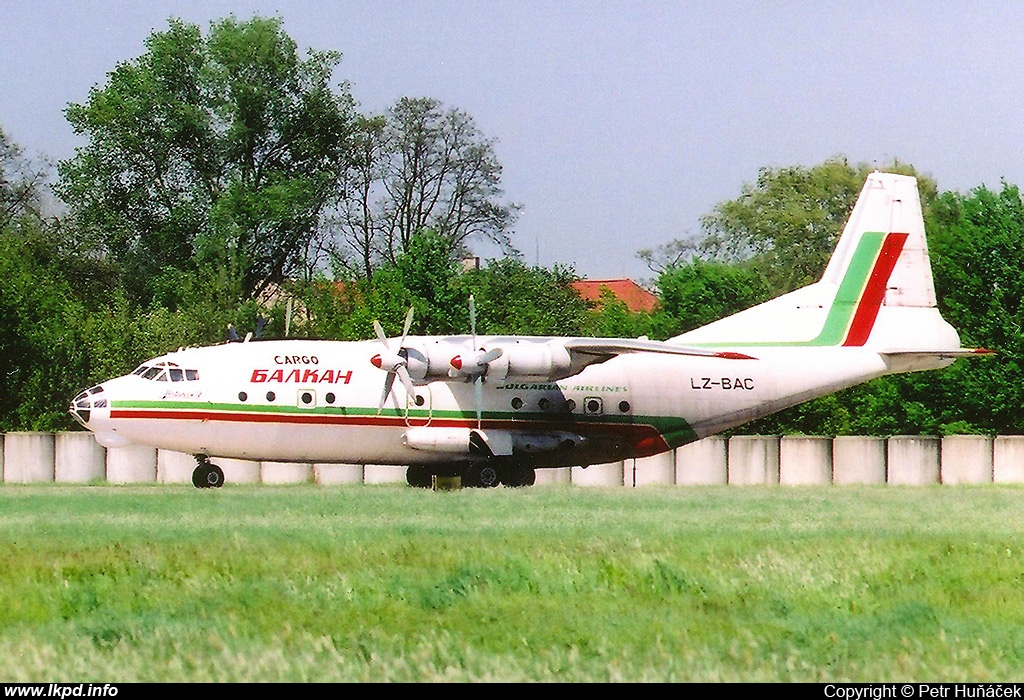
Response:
[[192, 455, 225, 489], [406, 462, 536, 489]]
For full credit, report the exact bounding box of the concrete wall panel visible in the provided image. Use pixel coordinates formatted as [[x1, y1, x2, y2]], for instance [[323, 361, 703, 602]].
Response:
[[940, 435, 993, 485], [216, 458, 261, 484], [727, 436, 780, 485], [780, 436, 833, 486], [887, 436, 940, 485], [3, 432, 55, 483], [571, 461, 624, 487], [630, 451, 675, 487], [55, 432, 106, 483], [535, 466, 571, 485], [314, 463, 364, 485], [157, 450, 196, 484], [832, 436, 886, 485], [675, 437, 728, 485], [261, 461, 312, 484], [363, 464, 407, 484], [106, 444, 157, 483], [994, 436, 1024, 483]]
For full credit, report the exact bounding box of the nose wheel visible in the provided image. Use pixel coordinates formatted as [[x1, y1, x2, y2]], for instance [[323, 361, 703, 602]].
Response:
[[192, 455, 225, 489]]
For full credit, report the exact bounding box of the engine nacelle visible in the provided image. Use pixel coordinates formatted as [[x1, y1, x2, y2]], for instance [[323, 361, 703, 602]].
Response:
[[403, 341, 468, 382], [403, 339, 577, 384], [482, 340, 574, 382]]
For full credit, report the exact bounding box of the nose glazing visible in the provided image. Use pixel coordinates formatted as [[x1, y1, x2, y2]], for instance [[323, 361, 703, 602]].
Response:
[[69, 385, 107, 427]]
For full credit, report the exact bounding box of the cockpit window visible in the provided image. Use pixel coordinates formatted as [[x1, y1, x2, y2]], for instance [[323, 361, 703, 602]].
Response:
[[137, 362, 200, 381]]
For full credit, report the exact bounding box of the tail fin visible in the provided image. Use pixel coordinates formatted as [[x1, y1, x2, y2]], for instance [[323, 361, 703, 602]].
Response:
[[674, 171, 962, 354]]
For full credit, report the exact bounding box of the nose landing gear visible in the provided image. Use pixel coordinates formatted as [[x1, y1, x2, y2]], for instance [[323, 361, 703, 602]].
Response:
[[192, 455, 225, 489]]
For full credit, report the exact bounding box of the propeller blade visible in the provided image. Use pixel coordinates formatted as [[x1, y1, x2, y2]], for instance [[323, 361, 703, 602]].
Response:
[[474, 375, 483, 429], [400, 307, 414, 343], [479, 347, 503, 364], [377, 371, 396, 415], [372, 319, 389, 346], [397, 364, 417, 401], [469, 295, 477, 346]]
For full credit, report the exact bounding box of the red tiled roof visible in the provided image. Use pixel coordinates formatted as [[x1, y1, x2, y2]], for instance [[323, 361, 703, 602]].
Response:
[[571, 278, 660, 313]]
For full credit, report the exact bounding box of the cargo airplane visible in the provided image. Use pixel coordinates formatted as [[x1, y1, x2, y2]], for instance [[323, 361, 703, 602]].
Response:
[[70, 173, 986, 488]]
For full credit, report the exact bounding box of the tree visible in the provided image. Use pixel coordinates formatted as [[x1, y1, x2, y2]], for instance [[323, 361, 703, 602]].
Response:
[[655, 258, 768, 335], [57, 16, 357, 304], [647, 157, 938, 297], [0, 125, 47, 229], [333, 97, 520, 277]]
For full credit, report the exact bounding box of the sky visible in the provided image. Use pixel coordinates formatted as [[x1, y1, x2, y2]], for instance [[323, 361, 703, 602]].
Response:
[[2, 1, 1023, 283]]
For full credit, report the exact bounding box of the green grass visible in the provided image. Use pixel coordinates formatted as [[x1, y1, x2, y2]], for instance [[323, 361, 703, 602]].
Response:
[[2, 484, 1024, 681]]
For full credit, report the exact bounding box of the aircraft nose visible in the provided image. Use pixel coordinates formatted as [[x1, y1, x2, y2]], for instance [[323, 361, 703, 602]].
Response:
[[69, 384, 108, 428]]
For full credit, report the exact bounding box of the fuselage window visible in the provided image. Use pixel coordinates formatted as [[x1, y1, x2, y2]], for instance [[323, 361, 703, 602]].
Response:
[[266, 391, 276, 402], [238, 392, 248, 402], [325, 392, 336, 404]]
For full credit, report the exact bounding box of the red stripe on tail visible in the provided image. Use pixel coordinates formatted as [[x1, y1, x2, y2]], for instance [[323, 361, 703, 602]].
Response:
[[843, 232, 909, 347]]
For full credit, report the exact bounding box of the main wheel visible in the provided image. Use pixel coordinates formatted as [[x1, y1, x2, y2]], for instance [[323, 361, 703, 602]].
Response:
[[205, 464, 225, 488], [501, 464, 536, 488], [192, 462, 225, 489], [464, 462, 501, 488], [406, 465, 433, 488]]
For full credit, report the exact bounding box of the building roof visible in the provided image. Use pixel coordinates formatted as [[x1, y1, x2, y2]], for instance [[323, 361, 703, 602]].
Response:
[[571, 278, 660, 313]]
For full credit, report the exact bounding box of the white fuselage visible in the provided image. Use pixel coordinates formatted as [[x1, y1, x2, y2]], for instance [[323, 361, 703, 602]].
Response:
[[74, 338, 900, 468]]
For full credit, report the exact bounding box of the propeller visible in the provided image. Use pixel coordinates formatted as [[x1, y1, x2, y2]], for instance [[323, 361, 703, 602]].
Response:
[[370, 307, 418, 414], [448, 296, 503, 428]]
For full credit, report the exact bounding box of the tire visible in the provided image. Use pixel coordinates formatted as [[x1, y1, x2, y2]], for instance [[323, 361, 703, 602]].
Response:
[[406, 465, 433, 488], [501, 465, 536, 488], [206, 464, 225, 488], [192, 464, 210, 489], [464, 462, 501, 488], [192, 463, 224, 488]]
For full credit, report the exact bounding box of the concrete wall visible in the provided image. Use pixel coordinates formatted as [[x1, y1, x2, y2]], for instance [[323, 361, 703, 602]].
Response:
[[727, 436, 780, 485], [780, 436, 833, 486], [940, 435, 992, 485], [55, 432, 106, 483], [833, 436, 887, 485], [4, 431, 1024, 487], [675, 437, 728, 485]]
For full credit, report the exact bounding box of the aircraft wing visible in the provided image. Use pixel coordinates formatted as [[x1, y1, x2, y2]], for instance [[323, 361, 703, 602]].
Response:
[[562, 338, 756, 361]]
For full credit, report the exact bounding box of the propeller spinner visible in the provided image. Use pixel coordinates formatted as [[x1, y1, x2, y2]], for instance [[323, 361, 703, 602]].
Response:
[[370, 307, 419, 414]]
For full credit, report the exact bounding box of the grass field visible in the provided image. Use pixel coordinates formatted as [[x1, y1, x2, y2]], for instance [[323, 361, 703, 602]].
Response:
[[1, 483, 1024, 682]]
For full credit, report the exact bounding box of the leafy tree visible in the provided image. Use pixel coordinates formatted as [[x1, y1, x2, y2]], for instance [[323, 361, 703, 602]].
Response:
[[460, 258, 591, 336], [333, 97, 520, 277], [57, 16, 357, 304], [0, 126, 47, 229], [655, 258, 769, 336], [645, 158, 938, 297]]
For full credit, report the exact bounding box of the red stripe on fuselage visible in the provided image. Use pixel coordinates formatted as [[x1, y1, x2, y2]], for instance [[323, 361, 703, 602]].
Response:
[[843, 232, 908, 347], [108, 408, 670, 453]]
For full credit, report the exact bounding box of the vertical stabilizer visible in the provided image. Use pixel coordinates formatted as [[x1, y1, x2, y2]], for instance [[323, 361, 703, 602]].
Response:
[[674, 172, 959, 353]]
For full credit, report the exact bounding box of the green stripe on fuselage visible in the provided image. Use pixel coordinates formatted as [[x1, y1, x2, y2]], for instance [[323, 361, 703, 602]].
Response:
[[808, 231, 884, 346], [111, 399, 695, 449]]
